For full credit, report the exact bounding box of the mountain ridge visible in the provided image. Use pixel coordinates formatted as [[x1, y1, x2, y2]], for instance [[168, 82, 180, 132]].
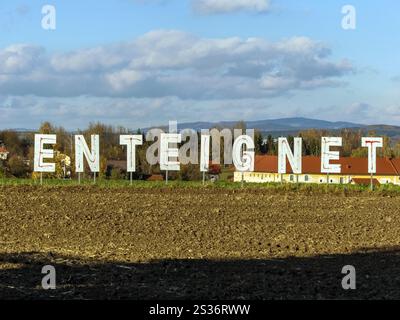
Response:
[[171, 117, 365, 132], [6, 117, 400, 140]]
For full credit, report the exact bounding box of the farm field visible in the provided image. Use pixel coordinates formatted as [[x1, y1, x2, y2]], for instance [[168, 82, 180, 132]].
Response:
[[1, 184, 400, 299]]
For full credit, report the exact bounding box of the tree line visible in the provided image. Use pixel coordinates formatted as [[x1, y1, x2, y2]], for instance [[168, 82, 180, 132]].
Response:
[[1, 122, 400, 180]]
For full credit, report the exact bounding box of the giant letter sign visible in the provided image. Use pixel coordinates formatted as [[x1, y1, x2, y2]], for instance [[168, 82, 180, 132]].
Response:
[[321, 137, 342, 174], [34, 134, 56, 173], [278, 137, 302, 174], [120, 135, 143, 172], [160, 133, 182, 171], [362, 137, 383, 174], [232, 135, 255, 172], [75, 135, 100, 173]]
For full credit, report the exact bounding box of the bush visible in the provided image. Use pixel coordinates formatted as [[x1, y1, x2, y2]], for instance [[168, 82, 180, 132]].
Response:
[[179, 164, 202, 181], [7, 156, 29, 178], [110, 167, 125, 180]]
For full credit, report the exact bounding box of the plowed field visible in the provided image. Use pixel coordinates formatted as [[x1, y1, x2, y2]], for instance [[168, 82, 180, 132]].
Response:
[[1, 185, 400, 299]]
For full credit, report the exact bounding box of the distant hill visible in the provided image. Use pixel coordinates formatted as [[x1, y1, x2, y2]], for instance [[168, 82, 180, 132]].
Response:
[[359, 125, 400, 141], [145, 117, 400, 141], [9, 118, 400, 141], [174, 117, 365, 132]]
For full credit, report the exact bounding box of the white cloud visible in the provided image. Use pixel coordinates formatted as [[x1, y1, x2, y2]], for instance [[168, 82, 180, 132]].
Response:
[[193, 0, 271, 14], [0, 30, 364, 129], [259, 75, 296, 91], [0, 44, 45, 74], [0, 30, 353, 99], [105, 70, 144, 92]]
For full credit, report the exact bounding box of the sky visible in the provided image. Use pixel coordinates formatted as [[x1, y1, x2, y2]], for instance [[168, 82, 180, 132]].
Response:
[[0, 0, 399, 130]]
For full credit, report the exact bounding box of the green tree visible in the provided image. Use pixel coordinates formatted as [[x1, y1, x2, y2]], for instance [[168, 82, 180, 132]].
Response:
[[254, 131, 264, 154]]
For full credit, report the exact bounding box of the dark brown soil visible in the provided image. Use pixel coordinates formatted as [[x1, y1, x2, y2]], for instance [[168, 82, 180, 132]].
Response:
[[1, 185, 400, 299]]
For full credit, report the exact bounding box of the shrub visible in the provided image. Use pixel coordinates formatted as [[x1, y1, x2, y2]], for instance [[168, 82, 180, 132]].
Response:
[[179, 164, 202, 181], [7, 155, 29, 178], [110, 167, 125, 180]]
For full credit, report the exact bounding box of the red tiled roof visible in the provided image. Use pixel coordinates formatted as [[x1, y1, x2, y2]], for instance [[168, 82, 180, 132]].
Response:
[[0, 146, 9, 153], [391, 158, 400, 175], [333, 157, 395, 175], [254, 155, 400, 176], [254, 155, 322, 174], [254, 155, 278, 172]]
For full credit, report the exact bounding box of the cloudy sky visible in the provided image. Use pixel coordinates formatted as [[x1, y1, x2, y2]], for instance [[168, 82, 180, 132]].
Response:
[[0, 0, 399, 130]]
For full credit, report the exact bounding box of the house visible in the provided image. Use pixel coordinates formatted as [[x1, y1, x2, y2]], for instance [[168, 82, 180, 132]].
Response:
[[0, 146, 9, 161], [234, 155, 400, 185]]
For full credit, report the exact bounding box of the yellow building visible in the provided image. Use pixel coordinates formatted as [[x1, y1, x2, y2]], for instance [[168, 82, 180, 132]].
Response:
[[234, 155, 400, 186]]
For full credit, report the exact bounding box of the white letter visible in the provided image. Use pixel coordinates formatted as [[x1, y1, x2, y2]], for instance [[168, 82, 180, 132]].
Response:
[[75, 135, 100, 173], [41, 265, 56, 290], [232, 135, 255, 172], [120, 135, 143, 172], [200, 134, 210, 172], [362, 137, 383, 174], [321, 137, 342, 173], [34, 134, 56, 173], [160, 133, 182, 171], [278, 137, 302, 174], [341, 5, 356, 30], [41, 5, 56, 30], [341, 265, 356, 290]]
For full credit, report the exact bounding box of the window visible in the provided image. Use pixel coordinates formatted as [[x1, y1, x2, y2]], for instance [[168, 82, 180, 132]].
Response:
[[340, 177, 344, 184], [305, 175, 309, 182], [290, 175, 294, 182]]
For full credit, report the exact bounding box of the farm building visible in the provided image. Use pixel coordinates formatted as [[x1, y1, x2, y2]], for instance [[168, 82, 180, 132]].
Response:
[[234, 155, 400, 186]]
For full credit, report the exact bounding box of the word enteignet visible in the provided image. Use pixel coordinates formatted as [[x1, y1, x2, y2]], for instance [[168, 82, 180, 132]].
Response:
[[33, 124, 384, 177]]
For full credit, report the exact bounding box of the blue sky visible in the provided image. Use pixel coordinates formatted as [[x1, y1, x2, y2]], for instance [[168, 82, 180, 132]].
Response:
[[0, 0, 399, 129]]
